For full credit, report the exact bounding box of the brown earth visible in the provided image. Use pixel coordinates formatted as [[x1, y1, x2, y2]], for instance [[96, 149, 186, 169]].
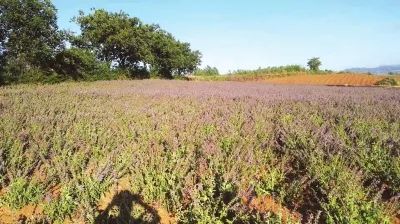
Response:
[[96, 177, 176, 224], [262, 74, 384, 86], [0, 204, 43, 224], [0, 184, 43, 224], [242, 195, 301, 223]]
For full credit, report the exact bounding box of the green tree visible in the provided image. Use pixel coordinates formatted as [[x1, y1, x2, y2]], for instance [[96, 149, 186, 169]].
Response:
[[74, 9, 201, 79], [53, 48, 111, 81], [150, 29, 201, 78], [0, 2, 7, 76], [0, 0, 64, 81], [73, 9, 153, 72], [307, 57, 322, 72]]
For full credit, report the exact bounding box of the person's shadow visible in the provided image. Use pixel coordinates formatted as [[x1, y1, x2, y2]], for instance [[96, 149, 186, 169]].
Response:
[[95, 190, 161, 224]]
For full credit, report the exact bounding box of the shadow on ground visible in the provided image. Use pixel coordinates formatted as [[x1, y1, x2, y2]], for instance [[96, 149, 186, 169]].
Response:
[[95, 190, 161, 224]]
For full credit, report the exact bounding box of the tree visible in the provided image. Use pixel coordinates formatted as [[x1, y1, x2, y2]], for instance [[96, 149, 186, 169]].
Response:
[[74, 9, 201, 79], [53, 47, 110, 81], [150, 30, 201, 78], [0, 2, 7, 71], [73, 10, 153, 71], [307, 57, 322, 72], [0, 0, 64, 80]]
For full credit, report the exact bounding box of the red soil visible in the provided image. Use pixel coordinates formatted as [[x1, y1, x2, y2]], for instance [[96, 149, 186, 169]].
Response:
[[263, 74, 384, 86], [242, 195, 301, 223]]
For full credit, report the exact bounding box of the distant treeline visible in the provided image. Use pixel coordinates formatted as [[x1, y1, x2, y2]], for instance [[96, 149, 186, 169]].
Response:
[[193, 65, 308, 77], [229, 65, 307, 76], [0, 0, 201, 85], [194, 63, 332, 77]]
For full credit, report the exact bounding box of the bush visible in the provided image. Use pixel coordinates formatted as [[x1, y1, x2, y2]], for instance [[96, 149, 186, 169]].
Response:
[[375, 77, 398, 86], [19, 69, 66, 84], [54, 48, 111, 81], [1, 61, 66, 84], [194, 66, 220, 76], [1, 47, 114, 84]]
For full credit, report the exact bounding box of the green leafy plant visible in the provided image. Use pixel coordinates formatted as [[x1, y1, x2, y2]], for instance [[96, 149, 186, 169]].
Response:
[[0, 178, 43, 210], [44, 186, 77, 223]]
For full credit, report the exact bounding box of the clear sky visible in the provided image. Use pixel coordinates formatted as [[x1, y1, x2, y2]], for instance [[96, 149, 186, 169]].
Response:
[[53, 0, 400, 73]]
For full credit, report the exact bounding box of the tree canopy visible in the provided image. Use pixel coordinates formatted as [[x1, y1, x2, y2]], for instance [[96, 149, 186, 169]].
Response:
[[0, 1, 201, 84], [0, 0, 64, 80], [73, 9, 201, 79], [72, 10, 152, 70], [53, 47, 110, 81], [307, 57, 322, 72], [150, 29, 201, 78]]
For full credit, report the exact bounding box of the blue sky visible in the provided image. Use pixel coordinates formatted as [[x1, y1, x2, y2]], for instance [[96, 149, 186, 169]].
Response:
[[53, 0, 400, 73]]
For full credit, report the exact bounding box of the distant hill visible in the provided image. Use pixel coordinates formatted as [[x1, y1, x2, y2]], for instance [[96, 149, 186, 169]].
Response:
[[345, 65, 400, 75]]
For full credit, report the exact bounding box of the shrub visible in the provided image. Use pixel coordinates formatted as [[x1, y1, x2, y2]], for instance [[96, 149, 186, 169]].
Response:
[[0, 58, 63, 84], [375, 77, 398, 86], [193, 66, 220, 76], [54, 48, 111, 81]]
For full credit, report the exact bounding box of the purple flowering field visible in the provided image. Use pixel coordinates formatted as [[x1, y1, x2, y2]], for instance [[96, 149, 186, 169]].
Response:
[[0, 80, 399, 223]]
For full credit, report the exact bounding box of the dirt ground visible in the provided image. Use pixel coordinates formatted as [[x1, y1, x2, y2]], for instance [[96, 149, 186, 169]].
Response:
[[262, 74, 385, 86]]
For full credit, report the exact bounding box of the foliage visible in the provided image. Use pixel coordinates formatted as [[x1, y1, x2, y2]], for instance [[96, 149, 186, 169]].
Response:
[[72, 10, 152, 71], [0, 178, 43, 210], [0, 0, 64, 78], [308, 155, 389, 223], [194, 66, 220, 76], [73, 9, 201, 79], [307, 57, 322, 71], [44, 177, 110, 223], [53, 47, 111, 81], [190, 65, 312, 81], [375, 77, 398, 86], [230, 65, 306, 76], [0, 3, 201, 84], [0, 65, 64, 84], [150, 30, 201, 78], [44, 186, 77, 222]]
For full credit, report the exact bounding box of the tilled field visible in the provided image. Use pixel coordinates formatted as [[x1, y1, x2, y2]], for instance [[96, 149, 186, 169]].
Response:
[[262, 74, 388, 86]]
